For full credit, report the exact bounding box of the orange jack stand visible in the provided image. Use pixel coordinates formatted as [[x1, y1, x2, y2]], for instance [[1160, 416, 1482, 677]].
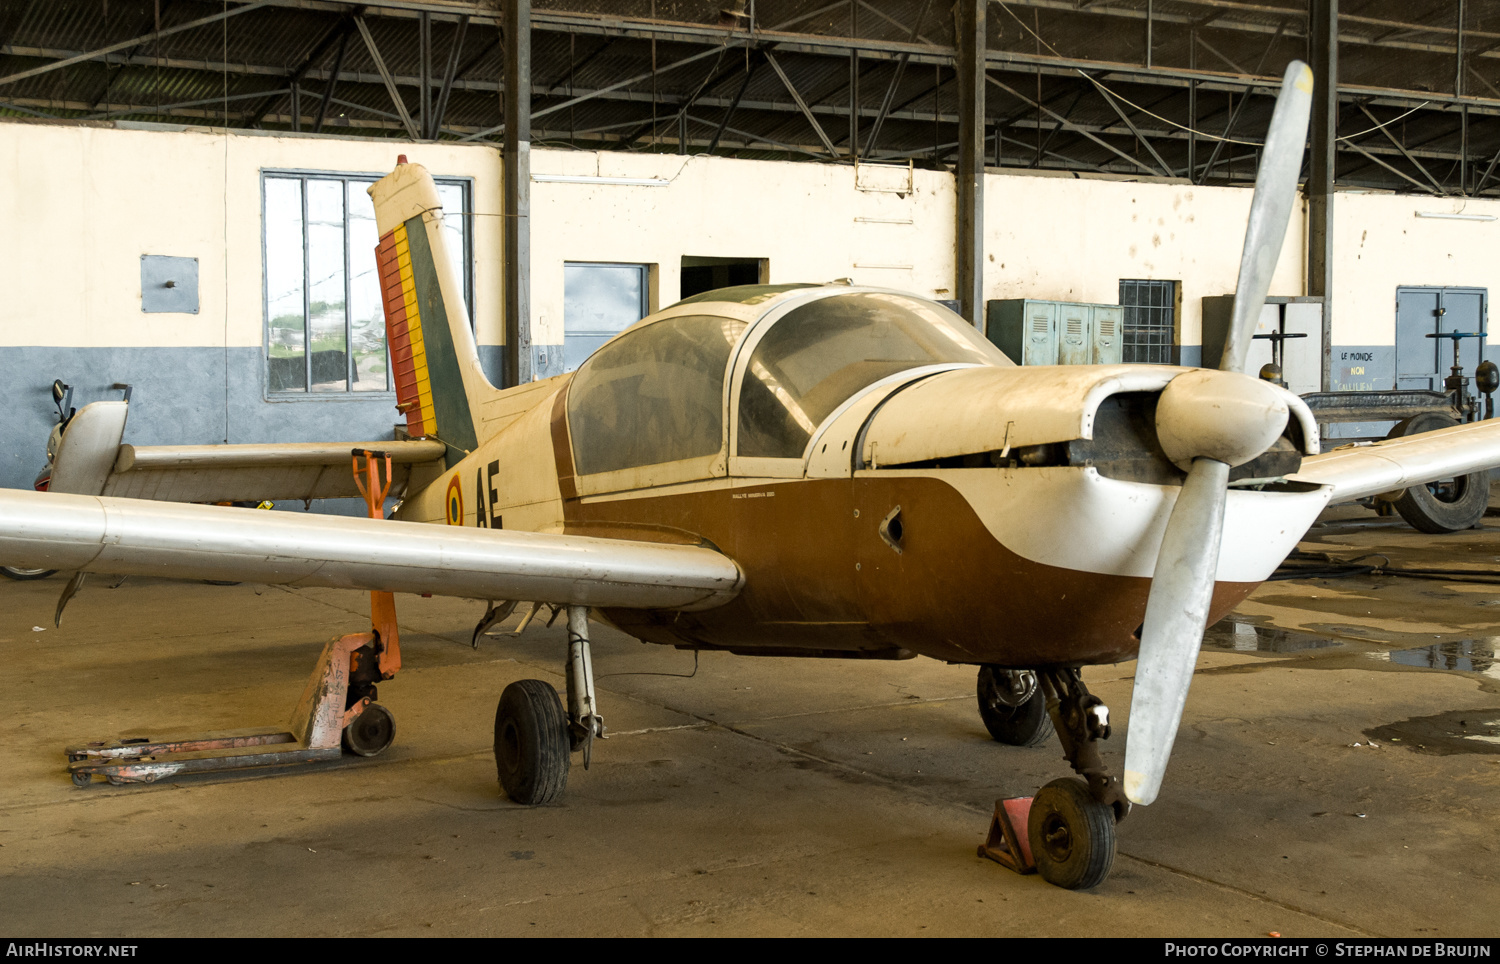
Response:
[[977, 797, 1037, 874], [352, 449, 401, 679], [62, 454, 406, 788]]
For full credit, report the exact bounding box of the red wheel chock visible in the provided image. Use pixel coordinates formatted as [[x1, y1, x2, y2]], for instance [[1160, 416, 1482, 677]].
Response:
[[977, 796, 1036, 874]]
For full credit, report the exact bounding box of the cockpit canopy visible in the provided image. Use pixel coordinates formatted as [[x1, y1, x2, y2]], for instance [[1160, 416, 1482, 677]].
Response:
[[566, 287, 1008, 480]]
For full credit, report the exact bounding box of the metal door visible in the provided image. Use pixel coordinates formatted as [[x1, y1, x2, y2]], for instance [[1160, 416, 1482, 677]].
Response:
[[1057, 303, 1091, 365], [563, 262, 649, 372], [1395, 287, 1487, 390], [1023, 300, 1057, 365]]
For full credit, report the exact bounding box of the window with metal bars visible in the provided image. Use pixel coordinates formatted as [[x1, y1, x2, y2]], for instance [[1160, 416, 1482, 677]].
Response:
[[1118, 279, 1178, 365], [262, 170, 471, 394]]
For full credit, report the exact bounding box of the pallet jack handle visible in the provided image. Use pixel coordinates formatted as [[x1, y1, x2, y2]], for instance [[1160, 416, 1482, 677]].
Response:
[[352, 449, 401, 678]]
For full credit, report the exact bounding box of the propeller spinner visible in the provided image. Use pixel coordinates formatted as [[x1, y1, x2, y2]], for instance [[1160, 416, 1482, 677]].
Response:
[[1122, 61, 1315, 806]]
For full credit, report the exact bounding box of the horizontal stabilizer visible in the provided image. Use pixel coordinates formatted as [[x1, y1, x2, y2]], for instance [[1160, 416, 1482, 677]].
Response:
[[1290, 419, 1500, 503], [102, 439, 446, 503], [0, 489, 743, 611]]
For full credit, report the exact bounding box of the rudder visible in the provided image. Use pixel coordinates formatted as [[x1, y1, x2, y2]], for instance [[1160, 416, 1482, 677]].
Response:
[[370, 158, 492, 467]]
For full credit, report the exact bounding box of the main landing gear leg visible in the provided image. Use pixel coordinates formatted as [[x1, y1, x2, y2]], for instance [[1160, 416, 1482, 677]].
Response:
[[565, 606, 607, 768], [1026, 668, 1129, 890]]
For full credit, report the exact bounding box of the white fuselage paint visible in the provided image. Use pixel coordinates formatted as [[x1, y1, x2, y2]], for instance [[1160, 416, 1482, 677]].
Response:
[[944, 467, 1332, 582]]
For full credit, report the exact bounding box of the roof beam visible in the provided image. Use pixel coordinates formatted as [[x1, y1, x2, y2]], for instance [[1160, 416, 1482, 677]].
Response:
[[986, 72, 1161, 176], [764, 50, 841, 157], [353, 14, 419, 138]]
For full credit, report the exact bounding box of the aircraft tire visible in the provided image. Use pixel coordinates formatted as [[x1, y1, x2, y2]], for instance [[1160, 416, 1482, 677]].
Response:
[[1027, 777, 1116, 891], [342, 701, 396, 757], [1386, 414, 1489, 533], [494, 679, 570, 805], [977, 666, 1054, 747], [1, 566, 56, 581]]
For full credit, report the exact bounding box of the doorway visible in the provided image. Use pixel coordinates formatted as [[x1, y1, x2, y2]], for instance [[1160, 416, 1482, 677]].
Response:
[[1395, 286, 1487, 390], [680, 256, 768, 300]]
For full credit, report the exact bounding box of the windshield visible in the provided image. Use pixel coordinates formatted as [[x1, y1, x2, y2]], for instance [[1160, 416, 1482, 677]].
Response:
[[737, 292, 1009, 459]]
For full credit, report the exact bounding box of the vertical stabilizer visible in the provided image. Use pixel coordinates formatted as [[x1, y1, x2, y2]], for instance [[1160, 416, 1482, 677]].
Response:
[[370, 158, 492, 466]]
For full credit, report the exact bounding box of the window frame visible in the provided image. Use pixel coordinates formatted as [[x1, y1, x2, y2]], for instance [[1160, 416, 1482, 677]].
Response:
[[562, 261, 651, 374], [1118, 279, 1179, 365], [259, 167, 474, 399]]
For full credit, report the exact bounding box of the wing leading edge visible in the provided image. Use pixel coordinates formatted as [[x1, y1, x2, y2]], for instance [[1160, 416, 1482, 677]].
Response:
[[1289, 419, 1500, 503], [0, 489, 743, 611]]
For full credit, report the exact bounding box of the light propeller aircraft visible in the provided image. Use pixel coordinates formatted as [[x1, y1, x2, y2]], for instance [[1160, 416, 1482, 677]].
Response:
[[6, 61, 1500, 890]]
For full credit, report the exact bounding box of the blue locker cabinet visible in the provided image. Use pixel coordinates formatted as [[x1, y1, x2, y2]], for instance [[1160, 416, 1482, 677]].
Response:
[[986, 299, 1123, 366]]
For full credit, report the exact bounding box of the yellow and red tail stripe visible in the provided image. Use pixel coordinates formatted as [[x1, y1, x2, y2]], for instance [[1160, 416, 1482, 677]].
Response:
[[376, 223, 435, 438]]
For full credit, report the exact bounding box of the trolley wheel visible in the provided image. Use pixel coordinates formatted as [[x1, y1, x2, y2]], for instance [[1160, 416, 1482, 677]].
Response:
[[2, 566, 56, 581], [494, 679, 570, 805], [341, 701, 396, 757], [1386, 414, 1489, 533], [977, 666, 1055, 747], [1028, 778, 1117, 890], [70, 770, 91, 787]]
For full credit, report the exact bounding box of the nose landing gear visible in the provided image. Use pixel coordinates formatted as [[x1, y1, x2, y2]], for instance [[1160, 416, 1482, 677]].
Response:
[[978, 667, 1128, 890]]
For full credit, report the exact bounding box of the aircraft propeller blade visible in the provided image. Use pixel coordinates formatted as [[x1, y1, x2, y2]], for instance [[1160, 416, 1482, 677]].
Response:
[[1123, 60, 1313, 806], [1219, 61, 1315, 376], [1124, 458, 1228, 805]]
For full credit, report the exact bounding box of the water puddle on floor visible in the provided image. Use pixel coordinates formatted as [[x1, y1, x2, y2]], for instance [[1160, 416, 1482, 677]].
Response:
[[1202, 618, 1346, 654], [1369, 638, 1500, 680], [1366, 707, 1500, 755], [1203, 621, 1500, 755]]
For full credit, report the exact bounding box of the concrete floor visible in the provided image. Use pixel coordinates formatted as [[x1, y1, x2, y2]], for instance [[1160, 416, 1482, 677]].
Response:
[[2, 507, 1498, 937]]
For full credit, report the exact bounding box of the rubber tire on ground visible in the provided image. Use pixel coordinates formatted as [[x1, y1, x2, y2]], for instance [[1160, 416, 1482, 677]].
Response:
[[494, 679, 570, 805], [1, 566, 56, 581], [976, 666, 1055, 747], [341, 701, 396, 757], [1027, 777, 1117, 890], [1386, 413, 1489, 533]]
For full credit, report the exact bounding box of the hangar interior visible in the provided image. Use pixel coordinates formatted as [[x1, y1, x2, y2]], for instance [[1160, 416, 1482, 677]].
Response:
[[2, 0, 1500, 938]]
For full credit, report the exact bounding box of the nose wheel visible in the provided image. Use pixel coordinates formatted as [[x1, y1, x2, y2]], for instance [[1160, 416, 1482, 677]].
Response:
[[1028, 777, 1117, 890]]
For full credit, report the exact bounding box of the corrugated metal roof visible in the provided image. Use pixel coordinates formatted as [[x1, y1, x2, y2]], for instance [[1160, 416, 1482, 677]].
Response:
[[0, 0, 1493, 191]]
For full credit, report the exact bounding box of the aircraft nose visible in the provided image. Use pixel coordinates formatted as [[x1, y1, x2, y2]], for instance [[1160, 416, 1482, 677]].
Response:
[[1154, 369, 1289, 472]]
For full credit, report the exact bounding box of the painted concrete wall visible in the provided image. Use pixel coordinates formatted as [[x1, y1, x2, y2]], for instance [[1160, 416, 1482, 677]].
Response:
[[1332, 192, 1500, 346], [982, 169, 1306, 366], [0, 119, 501, 493], [527, 149, 957, 360]]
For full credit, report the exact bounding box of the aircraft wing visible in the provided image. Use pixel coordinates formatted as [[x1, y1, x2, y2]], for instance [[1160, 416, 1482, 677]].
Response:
[[1288, 418, 1500, 502], [0, 489, 743, 611]]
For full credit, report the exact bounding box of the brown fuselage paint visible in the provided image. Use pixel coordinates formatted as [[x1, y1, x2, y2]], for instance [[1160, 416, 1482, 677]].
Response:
[[563, 475, 1255, 668]]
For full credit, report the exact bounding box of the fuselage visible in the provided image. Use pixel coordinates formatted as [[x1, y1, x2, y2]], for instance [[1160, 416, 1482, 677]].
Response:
[[395, 285, 1330, 668]]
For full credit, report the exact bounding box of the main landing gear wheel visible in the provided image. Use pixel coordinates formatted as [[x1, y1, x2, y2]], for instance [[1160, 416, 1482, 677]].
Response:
[[1027, 777, 1117, 890], [977, 666, 1054, 747], [1386, 414, 1489, 533], [341, 702, 396, 757], [494, 679, 570, 805]]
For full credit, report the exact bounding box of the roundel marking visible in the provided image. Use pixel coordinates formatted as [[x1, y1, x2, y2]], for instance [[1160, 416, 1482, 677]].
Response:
[[445, 475, 464, 526]]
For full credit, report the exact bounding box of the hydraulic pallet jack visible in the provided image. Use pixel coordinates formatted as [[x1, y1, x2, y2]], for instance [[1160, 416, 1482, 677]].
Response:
[[66, 450, 403, 787]]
